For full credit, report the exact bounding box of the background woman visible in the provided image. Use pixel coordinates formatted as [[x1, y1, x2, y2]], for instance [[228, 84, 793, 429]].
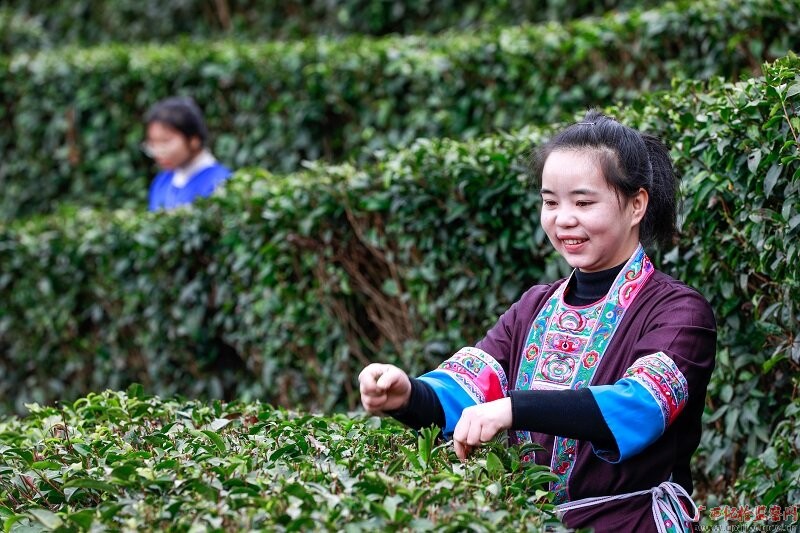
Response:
[[143, 96, 231, 211]]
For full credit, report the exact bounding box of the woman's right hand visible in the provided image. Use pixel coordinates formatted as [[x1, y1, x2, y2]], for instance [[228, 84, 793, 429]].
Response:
[[358, 363, 412, 414]]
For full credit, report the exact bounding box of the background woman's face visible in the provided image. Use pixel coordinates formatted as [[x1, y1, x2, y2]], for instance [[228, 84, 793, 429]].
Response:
[[144, 121, 197, 170], [539, 149, 646, 273]]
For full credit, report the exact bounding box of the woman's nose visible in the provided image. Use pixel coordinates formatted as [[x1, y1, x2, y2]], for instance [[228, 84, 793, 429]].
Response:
[[555, 207, 578, 227]]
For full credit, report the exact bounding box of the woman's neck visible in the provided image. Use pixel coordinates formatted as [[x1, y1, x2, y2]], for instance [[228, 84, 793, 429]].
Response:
[[171, 149, 216, 188], [565, 262, 627, 306]]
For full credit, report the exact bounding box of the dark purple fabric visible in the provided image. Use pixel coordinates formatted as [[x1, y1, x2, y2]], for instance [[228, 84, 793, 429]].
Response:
[[474, 270, 717, 531]]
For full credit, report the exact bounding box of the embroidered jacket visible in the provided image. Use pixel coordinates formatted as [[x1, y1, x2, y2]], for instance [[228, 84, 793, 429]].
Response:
[[418, 247, 716, 532]]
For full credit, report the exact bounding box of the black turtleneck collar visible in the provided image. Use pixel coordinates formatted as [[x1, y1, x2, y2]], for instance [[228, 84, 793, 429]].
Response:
[[564, 262, 626, 306]]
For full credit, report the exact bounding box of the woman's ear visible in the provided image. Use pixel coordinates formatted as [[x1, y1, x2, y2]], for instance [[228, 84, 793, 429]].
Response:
[[631, 187, 649, 225], [189, 136, 202, 151]]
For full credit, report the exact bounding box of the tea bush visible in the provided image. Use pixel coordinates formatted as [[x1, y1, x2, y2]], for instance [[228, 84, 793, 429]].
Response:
[[614, 55, 800, 508], [0, 8, 50, 55], [0, 0, 657, 52], [2, 0, 798, 221], [2, 52, 798, 507], [0, 387, 558, 531]]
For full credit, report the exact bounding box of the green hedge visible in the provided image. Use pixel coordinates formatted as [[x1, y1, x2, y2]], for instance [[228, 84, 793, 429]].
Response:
[[734, 385, 800, 509], [1, 0, 656, 53], [2, 53, 799, 505], [612, 57, 800, 507], [0, 9, 50, 55], [3, 0, 799, 221], [0, 388, 557, 530], [0, 130, 547, 415]]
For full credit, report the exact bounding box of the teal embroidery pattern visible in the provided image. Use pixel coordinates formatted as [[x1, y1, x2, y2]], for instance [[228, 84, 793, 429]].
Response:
[[514, 245, 654, 503]]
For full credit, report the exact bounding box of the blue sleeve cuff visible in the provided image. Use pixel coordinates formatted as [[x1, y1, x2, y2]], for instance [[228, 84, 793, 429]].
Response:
[[418, 371, 479, 438], [589, 378, 665, 463]]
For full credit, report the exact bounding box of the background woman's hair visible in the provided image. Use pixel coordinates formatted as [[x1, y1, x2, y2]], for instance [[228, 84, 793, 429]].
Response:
[[144, 96, 209, 146], [530, 109, 678, 248]]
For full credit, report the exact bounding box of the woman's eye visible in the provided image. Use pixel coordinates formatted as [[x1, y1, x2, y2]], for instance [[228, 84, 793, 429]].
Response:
[[543, 200, 557, 207], [576, 201, 593, 207]]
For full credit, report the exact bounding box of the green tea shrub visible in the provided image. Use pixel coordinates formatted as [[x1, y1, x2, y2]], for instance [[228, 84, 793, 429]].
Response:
[[1, 52, 798, 510], [2, 0, 797, 221], [0, 387, 558, 530], [1, 0, 657, 49]]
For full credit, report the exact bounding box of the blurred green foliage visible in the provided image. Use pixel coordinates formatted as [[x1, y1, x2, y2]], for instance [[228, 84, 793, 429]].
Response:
[[1, 0, 656, 52], [2, 0, 798, 221]]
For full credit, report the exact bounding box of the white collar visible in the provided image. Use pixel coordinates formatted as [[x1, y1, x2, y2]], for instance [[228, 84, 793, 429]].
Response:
[[171, 149, 217, 188]]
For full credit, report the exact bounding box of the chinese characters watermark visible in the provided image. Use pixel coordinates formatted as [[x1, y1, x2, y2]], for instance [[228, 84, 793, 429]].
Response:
[[697, 505, 799, 532]]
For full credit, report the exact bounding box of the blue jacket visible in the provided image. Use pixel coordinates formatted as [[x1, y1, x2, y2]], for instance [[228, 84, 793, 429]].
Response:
[[148, 163, 231, 211]]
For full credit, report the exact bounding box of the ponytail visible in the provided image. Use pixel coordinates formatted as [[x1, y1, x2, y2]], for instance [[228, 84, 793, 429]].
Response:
[[639, 133, 678, 248]]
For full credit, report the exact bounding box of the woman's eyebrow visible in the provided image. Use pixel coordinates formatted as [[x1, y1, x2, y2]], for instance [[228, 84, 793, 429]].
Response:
[[539, 188, 598, 195]]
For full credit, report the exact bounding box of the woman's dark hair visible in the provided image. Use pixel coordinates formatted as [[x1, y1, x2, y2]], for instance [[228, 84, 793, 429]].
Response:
[[530, 109, 678, 248], [144, 96, 208, 146]]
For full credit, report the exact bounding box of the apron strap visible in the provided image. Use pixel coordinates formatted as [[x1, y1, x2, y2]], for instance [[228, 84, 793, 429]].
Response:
[[556, 481, 699, 533]]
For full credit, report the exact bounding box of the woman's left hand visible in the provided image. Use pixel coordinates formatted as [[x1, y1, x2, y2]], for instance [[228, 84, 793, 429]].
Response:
[[452, 397, 513, 462]]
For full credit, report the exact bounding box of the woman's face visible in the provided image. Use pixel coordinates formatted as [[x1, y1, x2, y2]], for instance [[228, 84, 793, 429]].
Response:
[[540, 149, 647, 273], [144, 121, 199, 170]]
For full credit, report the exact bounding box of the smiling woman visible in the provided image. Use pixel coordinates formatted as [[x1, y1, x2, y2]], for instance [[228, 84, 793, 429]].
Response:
[[539, 149, 647, 273], [358, 110, 717, 532], [143, 97, 232, 212]]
